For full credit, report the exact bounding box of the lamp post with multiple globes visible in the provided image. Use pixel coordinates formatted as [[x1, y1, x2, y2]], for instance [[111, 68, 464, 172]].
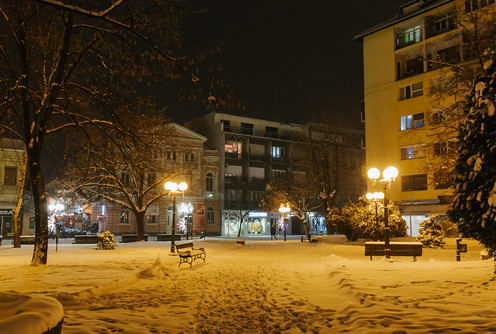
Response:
[[365, 191, 384, 239], [367, 166, 398, 259], [164, 181, 188, 253], [278, 203, 290, 241]]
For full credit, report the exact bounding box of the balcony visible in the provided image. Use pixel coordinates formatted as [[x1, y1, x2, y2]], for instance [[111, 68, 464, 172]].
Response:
[[248, 177, 266, 185], [224, 175, 242, 184], [250, 154, 266, 162], [224, 126, 295, 141]]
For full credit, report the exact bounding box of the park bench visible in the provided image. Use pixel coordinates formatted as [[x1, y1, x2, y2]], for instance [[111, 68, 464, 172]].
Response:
[[175, 242, 206, 267], [19, 235, 35, 245], [121, 234, 148, 243], [365, 241, 423, 261], [73, 235, 99, 244], [156, 234, 181, 242]]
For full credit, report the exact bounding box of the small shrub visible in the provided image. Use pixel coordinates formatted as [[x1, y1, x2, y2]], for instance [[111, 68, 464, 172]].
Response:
[[417, 215, 445, 248], [97, 231, 116, 250]]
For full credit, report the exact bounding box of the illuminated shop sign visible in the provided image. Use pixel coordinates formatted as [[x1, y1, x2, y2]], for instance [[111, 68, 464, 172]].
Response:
[[249, 212, 267, 218]]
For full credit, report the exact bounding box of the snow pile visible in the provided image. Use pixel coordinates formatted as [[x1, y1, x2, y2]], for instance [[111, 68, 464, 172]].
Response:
[[138, 256, 170, 279], [0, 292, 63, 334]]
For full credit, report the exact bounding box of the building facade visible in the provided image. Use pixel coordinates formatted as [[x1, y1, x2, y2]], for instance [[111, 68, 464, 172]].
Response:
[[356, 0, 491, 236], [0, 138, 31, 238], [93, 124, 222, 237], [186, 112, 366, 237]]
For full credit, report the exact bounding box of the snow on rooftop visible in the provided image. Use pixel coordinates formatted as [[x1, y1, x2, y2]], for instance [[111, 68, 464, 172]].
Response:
[[0, 236, 495, 333]]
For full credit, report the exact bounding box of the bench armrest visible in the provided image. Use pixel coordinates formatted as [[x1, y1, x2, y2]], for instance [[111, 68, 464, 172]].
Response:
[[193, 247, 205, 251], [177, 250, 191, 256]]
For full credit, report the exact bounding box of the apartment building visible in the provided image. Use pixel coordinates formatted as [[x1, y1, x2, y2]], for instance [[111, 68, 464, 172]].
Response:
[[355, 0, 492, 236], [185, 112, 366, 237], [185, 112, 308, 236]]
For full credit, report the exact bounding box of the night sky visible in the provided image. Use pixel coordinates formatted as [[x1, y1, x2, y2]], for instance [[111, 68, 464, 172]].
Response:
[[179, 0, 410, 127]]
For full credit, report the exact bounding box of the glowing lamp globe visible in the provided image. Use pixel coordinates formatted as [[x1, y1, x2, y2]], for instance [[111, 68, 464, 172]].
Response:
[[383, 166, 399, 181], [164, 181, 178, 192], [178, 182, 188, 191], [374, 192, 384, 200], [365, 193, 373, 200], [367, 168, 380, 181]]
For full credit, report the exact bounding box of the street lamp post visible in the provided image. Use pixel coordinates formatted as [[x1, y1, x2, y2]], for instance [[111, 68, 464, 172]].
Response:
[[367, 167, 398, 259], [164, 181, 188, 253], [279, 203, 290, 242], [48, 202, 65, 252], [365, 192, 384, 240]]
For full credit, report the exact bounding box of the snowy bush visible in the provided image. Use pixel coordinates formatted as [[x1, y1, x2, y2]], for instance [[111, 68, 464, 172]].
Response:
[[330, 198, 407, 241], [417, 215, 445, 248], [97, 231, 116, 250], [448, 51, 496, 257]]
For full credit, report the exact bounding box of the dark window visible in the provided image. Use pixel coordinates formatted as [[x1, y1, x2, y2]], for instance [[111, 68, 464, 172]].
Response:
[[121, 172, 130, 185], [434, 172, 451, 189], [4, 166, 16, 186], [265, 126, 278, 138], [399, 82, 423, 100], [148, 173, 156, 185], [206, 207, 215, 225], [146, 215, 157, 224], [222, 120, 231, 132], [402, 174, 428, 192], [206, 173, 213, 192], [240, 123, 254, 135]]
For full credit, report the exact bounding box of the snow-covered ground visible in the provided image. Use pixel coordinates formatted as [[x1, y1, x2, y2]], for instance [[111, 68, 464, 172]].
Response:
[[1, 235, 495, 333]]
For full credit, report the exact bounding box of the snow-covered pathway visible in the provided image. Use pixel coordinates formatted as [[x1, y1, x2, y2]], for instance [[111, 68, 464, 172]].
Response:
[[1, 236, 495, 333]]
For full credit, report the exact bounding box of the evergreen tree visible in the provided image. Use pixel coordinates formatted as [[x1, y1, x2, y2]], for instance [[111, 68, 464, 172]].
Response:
[[417, 215, 445, 248], [448, 51, 496, 257]]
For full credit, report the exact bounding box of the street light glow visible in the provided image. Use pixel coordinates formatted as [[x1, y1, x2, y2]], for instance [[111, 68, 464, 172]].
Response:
[[367, 168, 381, 181], [383, 166, 399, 181], [179, 182, 188, 191]]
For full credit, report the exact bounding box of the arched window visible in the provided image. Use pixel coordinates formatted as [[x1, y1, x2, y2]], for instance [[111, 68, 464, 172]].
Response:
[[206, 172, 214, 192], [206, 207, 215, 225]]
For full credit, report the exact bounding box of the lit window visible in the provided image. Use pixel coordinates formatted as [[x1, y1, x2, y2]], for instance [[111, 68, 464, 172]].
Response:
[[120, 210, 130, 224], [404, 26, 421, 45], [401, 113, 424, 130], [401, 144, 426, 160], [271, 146, 285, 158]]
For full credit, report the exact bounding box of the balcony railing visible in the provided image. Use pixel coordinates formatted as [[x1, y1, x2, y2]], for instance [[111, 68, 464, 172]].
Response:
[[224, 126, 298, 141]]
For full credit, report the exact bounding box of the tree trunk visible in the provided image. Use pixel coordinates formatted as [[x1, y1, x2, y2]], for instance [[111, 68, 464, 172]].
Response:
[[237, 218, 243, 237], [30, 157, 49, 265], [302, 220, 310, 241], [12, 150, 28, 248], [135, 210, 146, 241]]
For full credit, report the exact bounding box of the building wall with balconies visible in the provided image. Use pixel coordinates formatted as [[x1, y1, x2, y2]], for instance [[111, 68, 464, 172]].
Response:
[[356, 0, 494, 235]]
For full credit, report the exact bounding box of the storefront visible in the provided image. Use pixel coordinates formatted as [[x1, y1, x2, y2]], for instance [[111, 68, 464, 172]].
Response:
[[308, 213, 326, 236], [0, 209, 13, 238]]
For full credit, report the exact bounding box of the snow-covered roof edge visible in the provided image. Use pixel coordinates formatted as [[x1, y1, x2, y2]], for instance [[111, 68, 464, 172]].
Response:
[[354, 0, 453, 42]]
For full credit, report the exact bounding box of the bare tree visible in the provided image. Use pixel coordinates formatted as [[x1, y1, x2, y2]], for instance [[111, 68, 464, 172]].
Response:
[[262, 172, 320, 241], [63, 113, 199, 241], [422, 3, 496, 186], [0, 0, 206, 264]]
